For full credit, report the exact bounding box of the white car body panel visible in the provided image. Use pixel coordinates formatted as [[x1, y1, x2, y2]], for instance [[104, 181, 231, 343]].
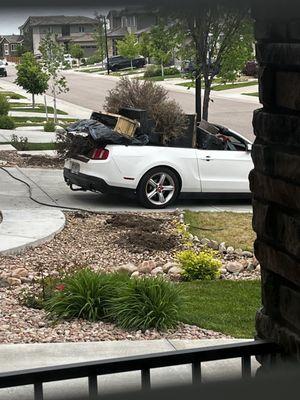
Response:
[[65, 130, 254, 195], [196, 149, 252, 192]]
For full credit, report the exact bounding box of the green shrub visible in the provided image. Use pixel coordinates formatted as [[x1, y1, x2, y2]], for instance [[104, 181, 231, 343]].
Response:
[[144, 65, 180, 78], [10, 93, 23, 99], [176, 249, 222, 281], [0, 115, 15, 130], [86, 54, 102, 65], [45, 269, 129, 321], [0, 94, 10, 116], [10, 134, 28, 150], [44, 121, 55, 132], [109, 276, 183, 331]]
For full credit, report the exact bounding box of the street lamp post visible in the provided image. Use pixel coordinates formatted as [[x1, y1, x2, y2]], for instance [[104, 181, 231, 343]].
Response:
[[103, 15, 110, 75]]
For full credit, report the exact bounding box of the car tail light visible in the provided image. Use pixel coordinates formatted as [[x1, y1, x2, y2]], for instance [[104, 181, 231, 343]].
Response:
[[91, 147, 109, 160]]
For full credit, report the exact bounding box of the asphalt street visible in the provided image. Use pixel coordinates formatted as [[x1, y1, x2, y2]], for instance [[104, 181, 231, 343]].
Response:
[[1, 65, 254, 213], [3, 65, 258, 141]]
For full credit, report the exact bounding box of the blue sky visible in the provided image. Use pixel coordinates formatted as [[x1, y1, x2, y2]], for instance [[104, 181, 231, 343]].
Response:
[[0, 7, 113, 35]]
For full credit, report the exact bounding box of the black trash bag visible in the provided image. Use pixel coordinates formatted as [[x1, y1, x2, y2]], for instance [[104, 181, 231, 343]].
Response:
[[67, 119, 98, 134], [67, 119, 149, 146]]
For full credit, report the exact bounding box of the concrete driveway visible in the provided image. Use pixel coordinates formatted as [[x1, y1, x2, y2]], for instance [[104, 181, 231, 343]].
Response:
[[0, 167, 252, 213]]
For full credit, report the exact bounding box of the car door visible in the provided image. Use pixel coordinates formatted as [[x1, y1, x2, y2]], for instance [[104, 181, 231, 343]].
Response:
[[196, 148, 253, 193]]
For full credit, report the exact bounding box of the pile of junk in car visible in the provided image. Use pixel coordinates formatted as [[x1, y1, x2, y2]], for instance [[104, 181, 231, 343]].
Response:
[[64, 107, 242, 159]]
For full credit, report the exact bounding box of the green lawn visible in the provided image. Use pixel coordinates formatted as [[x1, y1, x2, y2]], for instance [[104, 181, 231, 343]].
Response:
[[12, 142, 57, 151], [142, 74, 182, 81], [242, 92, 259, 97], [0, 91, 27, 99], [177, 81, 197, 88], [9, 103, 68, 115], [111, 68, 146, 77], [176, 80, 258, 91], [79, 68, 105, 73], [212, 80, 258, 91], [11, 116, 77, 128], [180, 280, 261, 338], [184, 211, 255, 251]]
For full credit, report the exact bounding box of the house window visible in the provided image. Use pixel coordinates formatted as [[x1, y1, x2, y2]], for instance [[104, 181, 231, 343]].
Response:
[[11, 44, 17, 52], [121, 16, 136, 27], [40, 27, 53, 34], [4, 43, 9, 55], [79, 26, 85, 33]]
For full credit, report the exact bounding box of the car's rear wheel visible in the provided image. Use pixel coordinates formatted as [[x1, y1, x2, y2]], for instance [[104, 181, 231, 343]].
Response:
[[137, 167, 180, 209]]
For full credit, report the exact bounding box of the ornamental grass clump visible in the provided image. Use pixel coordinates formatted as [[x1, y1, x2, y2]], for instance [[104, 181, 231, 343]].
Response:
[[45, 269, 129, 322], [176, 249, 222, 281], [108, 276, 183, 331]]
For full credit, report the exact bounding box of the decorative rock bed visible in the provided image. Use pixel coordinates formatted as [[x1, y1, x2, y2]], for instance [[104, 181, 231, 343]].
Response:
[[0, 211, 259, 343]]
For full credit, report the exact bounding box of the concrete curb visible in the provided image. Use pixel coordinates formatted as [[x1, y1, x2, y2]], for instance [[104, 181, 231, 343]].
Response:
[[0, 209, 65, 255]]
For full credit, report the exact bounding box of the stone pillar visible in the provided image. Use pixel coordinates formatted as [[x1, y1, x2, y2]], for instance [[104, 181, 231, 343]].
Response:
[[251, 3, 300, 360]]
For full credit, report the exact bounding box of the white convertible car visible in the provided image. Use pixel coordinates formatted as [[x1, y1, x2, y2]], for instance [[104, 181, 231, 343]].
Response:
[[64, 124, 253, 209]]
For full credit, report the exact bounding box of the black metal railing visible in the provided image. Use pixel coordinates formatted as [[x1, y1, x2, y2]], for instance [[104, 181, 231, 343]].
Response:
[[0, 340, 279, 400]]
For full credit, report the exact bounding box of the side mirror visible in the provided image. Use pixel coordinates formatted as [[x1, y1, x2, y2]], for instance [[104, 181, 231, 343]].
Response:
[[246, 143, 252, 152], [5, 62, 8, 65]]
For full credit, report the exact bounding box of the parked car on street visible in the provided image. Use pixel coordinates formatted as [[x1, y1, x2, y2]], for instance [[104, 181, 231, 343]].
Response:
[[64, 122, 253, 209], [0, 60, 8, 77], [104, 55, 146, 71]]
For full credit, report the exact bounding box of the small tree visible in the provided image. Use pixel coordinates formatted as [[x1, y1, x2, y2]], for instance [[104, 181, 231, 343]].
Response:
[[93, 12, 107, 66], [15, 52, 48, 109], [178, 5, 252, 121], [148, 20, 180, 78], [70, 44, 84, 66], [116, 33, 140, 70], [138, 32, 151, 63], [39, 34, 69, 123], [15, 43, 26, 57], [218, 20, 254, 83]]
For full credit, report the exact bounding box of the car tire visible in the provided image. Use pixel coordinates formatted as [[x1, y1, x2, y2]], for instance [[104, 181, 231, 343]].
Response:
[[137, 167, 180, 209]]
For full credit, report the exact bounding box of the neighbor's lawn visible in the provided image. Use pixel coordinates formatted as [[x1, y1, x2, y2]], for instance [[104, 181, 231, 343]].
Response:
[[242, 92, 259, 97], [6, 142, 57, 151], [212, 80, 258, 91], [142, 74, 182, 81], [184, 211, 255, 251], [9, 103, 68, 115], [11, 116, 77, 127], [79, 68, 105, 73], [180, 280, 261, 338], [176, 79, 258, 90], [0, 91, 26, 99]]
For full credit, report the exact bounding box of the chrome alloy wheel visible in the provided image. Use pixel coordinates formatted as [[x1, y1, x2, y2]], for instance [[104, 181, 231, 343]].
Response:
[[145, 172, 175, 206]]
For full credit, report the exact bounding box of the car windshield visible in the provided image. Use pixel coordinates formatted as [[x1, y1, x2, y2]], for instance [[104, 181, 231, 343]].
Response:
[[0, 61, 3, 66]]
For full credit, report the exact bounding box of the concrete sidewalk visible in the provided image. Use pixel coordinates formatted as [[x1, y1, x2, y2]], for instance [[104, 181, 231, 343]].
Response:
[[0, 129, 56, 143], [0, 79, 92, 120], [0, 339, 257, 399], [0, 209, 65, 255]]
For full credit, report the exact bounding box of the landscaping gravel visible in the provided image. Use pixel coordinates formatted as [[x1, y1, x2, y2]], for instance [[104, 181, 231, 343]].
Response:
[[0, 211, 259, 344]]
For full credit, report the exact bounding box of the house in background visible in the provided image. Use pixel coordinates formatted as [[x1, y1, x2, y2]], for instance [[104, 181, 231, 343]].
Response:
[[106, 7, 157, 56], [19, 15, 97, 57], [0, 35, 23, 60]]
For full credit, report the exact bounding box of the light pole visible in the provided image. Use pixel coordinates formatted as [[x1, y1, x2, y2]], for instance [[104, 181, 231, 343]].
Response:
[[103, 15, 110, 75]]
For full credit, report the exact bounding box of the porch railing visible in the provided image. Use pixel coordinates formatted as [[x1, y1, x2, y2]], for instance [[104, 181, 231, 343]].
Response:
[[0, 340, 280, 400]]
